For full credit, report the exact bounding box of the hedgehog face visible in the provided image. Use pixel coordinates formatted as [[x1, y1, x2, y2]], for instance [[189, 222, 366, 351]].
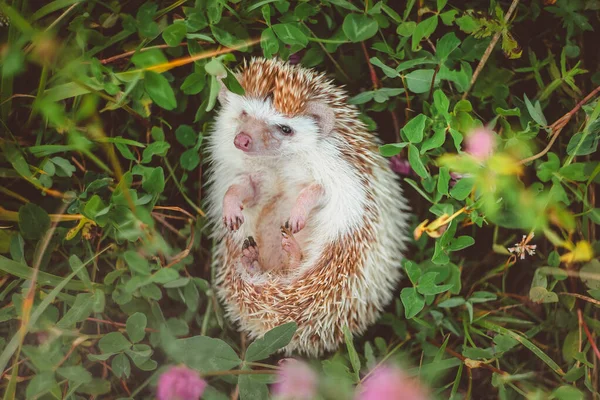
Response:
[[218, 88, 333, 158]]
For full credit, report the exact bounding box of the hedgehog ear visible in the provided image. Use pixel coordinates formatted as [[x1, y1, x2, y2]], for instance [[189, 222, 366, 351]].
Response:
[[305, 101, 335, 135], [217, 78, 230, 105]]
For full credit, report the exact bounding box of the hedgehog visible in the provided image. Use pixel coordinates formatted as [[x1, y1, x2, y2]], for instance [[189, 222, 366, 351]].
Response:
[[205, 57, 410, 357]]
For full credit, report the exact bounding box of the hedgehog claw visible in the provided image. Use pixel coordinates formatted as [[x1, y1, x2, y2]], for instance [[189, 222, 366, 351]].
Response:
[[241, 236, 259, 271]]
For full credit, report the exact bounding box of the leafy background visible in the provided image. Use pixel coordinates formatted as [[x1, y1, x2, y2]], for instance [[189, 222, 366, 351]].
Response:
[[0, 0, 599, 399]]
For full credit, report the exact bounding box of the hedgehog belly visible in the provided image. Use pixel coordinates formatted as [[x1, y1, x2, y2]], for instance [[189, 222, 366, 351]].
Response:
[[213, 165, 408, 357]]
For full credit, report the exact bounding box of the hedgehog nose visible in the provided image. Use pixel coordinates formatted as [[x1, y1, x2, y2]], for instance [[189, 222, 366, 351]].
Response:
[[234, 133, 252, 151]]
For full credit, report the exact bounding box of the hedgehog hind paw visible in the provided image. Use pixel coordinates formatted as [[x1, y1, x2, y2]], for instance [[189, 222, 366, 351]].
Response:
[[280, 226, 302, 269], [241, 236, 260, 272]]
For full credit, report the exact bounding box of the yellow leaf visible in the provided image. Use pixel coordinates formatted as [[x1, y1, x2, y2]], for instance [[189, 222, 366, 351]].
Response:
[[488, 154, 523, 176], [414, 220, 429, 240], [560, 241, 593, 263]]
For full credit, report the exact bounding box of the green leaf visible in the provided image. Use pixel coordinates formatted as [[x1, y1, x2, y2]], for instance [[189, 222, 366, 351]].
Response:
[[408, 144, 429, 178], [440, 9, 458, 25], [83, 195, 108, 224], [495, 107, 520, 117], [112, 353, 131, 379], [56, 293, 94, 328], [400, 287, 425, 319], [152, 268, 180, 284], [131, 49, 167, 69], [536, 153, 560, 182], [180, 148, 201, 171], [206, 76, 220, 112], [50, 156, 76, 177], [566, 131, 599, 156], [168, 336, 241, 372], [163, 23, 187, 47], [123, 251, 151, 276], [176, 125, 198, 147], [397, 21, 416, 37], [370, 57, 397, 78], [402, 114, 427, 143], [417, 272, 453, 295], [145, 71, 177, 110], [412, 15, 438, 51], [450, 177, 474, 200], [245, 322, 297, 362], [77, 378, 111, 395], [580, 260, 600, 290], [261, 27, 279, 58], [529, 287, 559, 303], [448, 236, 475, 251], [223, 68, 245, 95], [343, 326, 361, 381], [99, 332, 131, 354], [436, 32, 460, 61], [404, 260, 421, 285], [559, 163, 592, 181], [126, 313, 147, 343], [272, 23, 308, 46], [57, 365, 92, 384], [18, 203, 50, 241], [379, 142, 409, 157], [405, 69, 436, 94], [142, 141, 170, 163], [180, 73, 206, 95], [26, 371, 57, 399], [421, 127, 446, 153], [348, 91, 374, 105], [438, 297, 465, 308], [205, 58, 227, 77], [552, 386, 584, 400], [437, 167, 451, 195], [142, 167, 165, 194], [342, 14, 378, 42], [524, 93, 547, 126], [211, 25, 242, 48], [239, 372, 269, 400]]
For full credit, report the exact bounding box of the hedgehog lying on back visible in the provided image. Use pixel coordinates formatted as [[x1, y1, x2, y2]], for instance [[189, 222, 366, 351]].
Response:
[[205, 58, 410, 356]]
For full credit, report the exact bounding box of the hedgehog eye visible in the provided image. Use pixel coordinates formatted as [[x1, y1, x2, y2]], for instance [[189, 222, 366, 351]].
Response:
[[278, 125, 293, 135], [240, 110, 247, 118]]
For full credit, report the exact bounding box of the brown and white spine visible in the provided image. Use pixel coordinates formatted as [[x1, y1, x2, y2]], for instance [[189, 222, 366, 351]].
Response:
[[205, 58, 410, 356]]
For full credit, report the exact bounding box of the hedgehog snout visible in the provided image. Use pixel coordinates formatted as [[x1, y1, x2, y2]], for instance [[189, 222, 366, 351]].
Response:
[[234, 132, 252, 152]]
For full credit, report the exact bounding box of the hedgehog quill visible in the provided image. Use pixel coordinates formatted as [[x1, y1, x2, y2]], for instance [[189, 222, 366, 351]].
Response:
[[205, 58, 410, 356]]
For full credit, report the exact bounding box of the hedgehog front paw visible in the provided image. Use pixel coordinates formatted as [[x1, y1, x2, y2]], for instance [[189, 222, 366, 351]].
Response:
[[241, 236, 259, 271], [285, 213, 306, 234], [223, 200, 244, 231]]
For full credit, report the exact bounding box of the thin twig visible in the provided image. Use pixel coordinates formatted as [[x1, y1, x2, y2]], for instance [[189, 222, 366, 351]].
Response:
[[579, 310, 600, 362], [428, 65, 440, 100], [519, 84, 600, 165], [100, 42, 207, 65], [360, 42, 401, 138], [164, 225, 194, 268], [361, 42, 380, 89], [428, 339, 508, 376], [462, 0, 520, 100], [0, 94, 35, 106], [87, 317, 158, 333]]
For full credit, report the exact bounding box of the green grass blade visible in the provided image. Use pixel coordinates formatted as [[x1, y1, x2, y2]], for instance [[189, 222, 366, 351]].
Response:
[[30, 0, 84, 21], [0, 255, 99, 291], [477, 320, 565, 376], [0, 260, 86, 374]]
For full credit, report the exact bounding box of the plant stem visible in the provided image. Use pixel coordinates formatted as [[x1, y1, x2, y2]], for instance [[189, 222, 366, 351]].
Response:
[[462, 0, 520, 100], [164, 158, 205, 216]]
